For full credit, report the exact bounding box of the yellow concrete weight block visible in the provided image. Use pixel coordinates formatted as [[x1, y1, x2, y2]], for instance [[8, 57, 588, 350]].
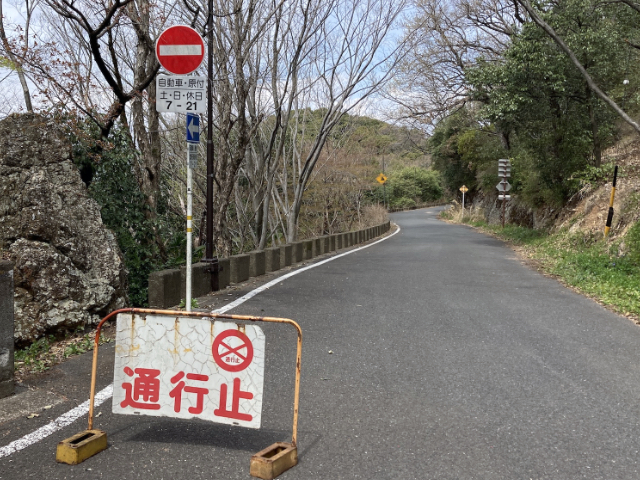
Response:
[[56, 429, 107, 465], [250, 442, 298, 480]]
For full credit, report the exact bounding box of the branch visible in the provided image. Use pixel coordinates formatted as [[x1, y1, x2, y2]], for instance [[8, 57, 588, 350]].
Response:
[[618, 0, 640, 14], [625, 38, 640, 50], [515, 0, 640, 135]]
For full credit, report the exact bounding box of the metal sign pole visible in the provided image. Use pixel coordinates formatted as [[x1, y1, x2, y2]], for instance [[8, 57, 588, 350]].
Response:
[[154, 26, 206, 310], [382, 156, 387, 209], [205, 0, 219, 291], [497, 159, 511, 228], [459, 185, 468, 217], [186, 142, 193, 312], [383, 183, 387, 209], [185, 113, 200, 312]]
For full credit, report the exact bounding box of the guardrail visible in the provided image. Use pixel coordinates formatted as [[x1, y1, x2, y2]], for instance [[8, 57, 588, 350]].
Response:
[[148, 222, 391, 308]]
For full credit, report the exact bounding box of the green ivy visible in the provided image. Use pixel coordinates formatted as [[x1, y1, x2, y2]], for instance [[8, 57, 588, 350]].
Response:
[[72, 123, 162, 307]]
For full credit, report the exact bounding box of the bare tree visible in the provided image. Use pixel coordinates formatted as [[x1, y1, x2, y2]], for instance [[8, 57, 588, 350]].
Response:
[[275, 0, 407, 241], [198, 0, 405, 250], [37, 1, 158, 138], [0, 0, 39, 112], [19, 0, 173, 219], [127, 0, 164, 212], [240, 0, 332, 249], [195, 0, 285, 256], [390, 0, 518, 129]]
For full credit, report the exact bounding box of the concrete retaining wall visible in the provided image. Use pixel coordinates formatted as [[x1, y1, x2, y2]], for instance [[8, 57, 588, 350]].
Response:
[[265, 247, 280, 273], [280, 245, 292, 268], [292, 242, 304, 263], [303, 240, 313, 260], [148, 221, 392, 308], [149, 261, 234, 309], [230, 254, 250, 284], [148, 268, 182, 309], [249, 251, 266, 277], [0, 261, 14, 399]]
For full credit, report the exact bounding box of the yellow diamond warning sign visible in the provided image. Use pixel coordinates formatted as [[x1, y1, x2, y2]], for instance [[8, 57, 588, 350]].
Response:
[[376, 173, 388, 185]]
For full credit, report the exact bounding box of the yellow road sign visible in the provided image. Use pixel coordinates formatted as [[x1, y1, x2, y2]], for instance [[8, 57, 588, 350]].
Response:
[[459, 185, 468, 193], [376, 173, 388, 185]]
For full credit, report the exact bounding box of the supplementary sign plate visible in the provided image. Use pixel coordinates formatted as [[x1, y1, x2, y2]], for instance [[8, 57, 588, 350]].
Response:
[[188, 144, 198, 169], [113, 314, 265, 429], [156, 75, 206, 113]]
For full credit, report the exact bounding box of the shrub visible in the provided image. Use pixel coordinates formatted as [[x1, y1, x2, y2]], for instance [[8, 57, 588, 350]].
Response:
[[388, 167, 443, 206]]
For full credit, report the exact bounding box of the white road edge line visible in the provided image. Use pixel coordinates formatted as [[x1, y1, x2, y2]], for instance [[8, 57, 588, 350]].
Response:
[[213, 225, 401, 314], [0, 225, 400, 458], [0, 384, 113, 458]]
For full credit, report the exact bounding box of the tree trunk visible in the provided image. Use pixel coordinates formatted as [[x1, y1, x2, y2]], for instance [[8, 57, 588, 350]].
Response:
[[130, 0, 162, 214], [0, 1, 33, 112], [586, 87, 602, 167]]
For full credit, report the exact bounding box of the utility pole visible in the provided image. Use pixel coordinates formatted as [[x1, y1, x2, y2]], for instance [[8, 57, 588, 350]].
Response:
[[382, 156, 387, 209], [204, 0, 219, 291]]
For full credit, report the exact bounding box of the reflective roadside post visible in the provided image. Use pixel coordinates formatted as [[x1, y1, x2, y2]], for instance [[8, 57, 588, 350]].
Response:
[[604, 165, 618, 237], [186, 114, 200, 311]]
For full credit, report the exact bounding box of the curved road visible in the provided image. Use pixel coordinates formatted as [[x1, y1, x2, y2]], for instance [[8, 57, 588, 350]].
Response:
[[2, 207, 640, 479]]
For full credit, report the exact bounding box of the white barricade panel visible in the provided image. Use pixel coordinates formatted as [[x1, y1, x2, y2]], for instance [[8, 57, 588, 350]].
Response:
[[113, 314, 265, 429]]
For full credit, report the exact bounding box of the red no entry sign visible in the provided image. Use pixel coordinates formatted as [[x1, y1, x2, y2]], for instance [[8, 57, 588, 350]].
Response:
[[156, 25, 205, 75], [212, 329, 254, 372]]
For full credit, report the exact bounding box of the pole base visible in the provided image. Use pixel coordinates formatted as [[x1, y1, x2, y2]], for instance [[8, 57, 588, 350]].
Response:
[[56, 429, 107, 465], [250, 442, 298, 479]]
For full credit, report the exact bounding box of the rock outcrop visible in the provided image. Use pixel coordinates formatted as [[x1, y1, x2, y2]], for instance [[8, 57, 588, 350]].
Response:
[[0, 114, 127, 343]]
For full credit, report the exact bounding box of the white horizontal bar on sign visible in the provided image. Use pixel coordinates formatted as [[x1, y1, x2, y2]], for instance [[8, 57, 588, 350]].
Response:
[[159, 45, 202, 56]]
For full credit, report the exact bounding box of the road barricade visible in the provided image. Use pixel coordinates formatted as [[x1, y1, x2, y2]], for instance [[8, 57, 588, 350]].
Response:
[[56, 308, 302, 480]]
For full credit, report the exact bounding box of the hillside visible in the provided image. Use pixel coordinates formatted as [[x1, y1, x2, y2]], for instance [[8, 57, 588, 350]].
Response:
[[555, 138, 640, 241]]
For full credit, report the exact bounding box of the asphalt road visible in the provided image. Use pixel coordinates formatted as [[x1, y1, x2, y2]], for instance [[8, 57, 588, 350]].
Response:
[[2, 206, 640, 479]]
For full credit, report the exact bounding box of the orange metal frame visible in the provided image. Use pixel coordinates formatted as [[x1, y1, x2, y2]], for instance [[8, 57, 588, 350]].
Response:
[[88, 308, 303, 446]]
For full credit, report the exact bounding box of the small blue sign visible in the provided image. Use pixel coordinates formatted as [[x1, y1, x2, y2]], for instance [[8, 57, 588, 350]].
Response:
[[186, 113, 200, 143]]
